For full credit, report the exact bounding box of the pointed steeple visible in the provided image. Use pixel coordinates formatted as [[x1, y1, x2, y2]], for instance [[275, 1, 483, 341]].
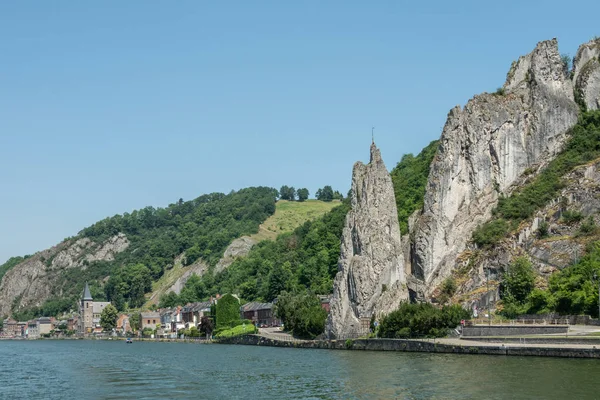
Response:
[[82, 282, 93, 301]]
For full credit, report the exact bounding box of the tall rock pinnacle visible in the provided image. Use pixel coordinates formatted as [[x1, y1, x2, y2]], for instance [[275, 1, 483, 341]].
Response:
[[327, 142, 408, 339]]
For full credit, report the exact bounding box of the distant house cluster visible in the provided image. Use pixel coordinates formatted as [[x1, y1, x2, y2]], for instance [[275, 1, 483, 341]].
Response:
[[0, 282, 333, 339]]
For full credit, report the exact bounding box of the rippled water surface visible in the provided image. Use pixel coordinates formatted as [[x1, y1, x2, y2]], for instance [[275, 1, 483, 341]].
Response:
[[1, 340, 599, 399]]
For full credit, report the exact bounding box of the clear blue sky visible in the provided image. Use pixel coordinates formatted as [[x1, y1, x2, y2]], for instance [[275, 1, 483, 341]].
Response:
[[1, 1, 599, 264]]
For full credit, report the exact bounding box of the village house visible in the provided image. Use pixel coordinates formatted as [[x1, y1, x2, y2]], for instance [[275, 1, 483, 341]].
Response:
[[241, 302, 280, 327], [160, 306, 184, 335], [182, 302, 211, 329], [140, 312, 161, 331], [2, 318, 18, 337], [116, 314, 131, 335]]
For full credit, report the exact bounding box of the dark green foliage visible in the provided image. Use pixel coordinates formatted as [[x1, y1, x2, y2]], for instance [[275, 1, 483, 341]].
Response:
[[279, 186, 296, 201], [0, 255, 30, 283], [11, 187, 278, 317], [378, 302, 470, 339], [297, 188, 309, 202], [575, 216, 598, 237], [12, 296, 77, 321], [438, 277, 457, 304], [390, 140, 439, 234], [80, 187, 277, 273], [164, 201, 350, 307], [500, 257, 536, 304], [494, 87, 506, 96], [209, 201, 350, 302], [562, 209, 584, 224], [215, 294, 241, 329], [315, 186, 334, 202], [472, 219, 511, 248], [473, 111, 600, 247], [104, 264, 152, 309], [537, 221, 550, 239], [516, 242, 600, 317], [274, 291, 327, 339]]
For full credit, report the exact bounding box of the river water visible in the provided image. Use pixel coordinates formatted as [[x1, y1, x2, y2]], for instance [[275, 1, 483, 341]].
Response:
[[0, 340, 599, 399]]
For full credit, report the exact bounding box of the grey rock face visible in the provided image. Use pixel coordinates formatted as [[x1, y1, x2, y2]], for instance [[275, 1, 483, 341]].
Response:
[[215, 236, 257, 274], [327, 143, 408, 339], [0, 234, 129, 316], [413, 39, 579, 294], [573, 38, 600, 111]]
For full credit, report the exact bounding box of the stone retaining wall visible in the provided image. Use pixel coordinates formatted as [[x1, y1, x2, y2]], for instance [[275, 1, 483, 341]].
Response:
[[218, 335, 600, 358], [461, 325, 568, 337]]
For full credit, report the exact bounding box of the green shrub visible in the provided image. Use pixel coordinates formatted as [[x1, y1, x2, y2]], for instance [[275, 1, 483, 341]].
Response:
[[345, 339, 354, 349], [472, 219, 510, 247], [562, 209, 584, 224], [575, 216, 598, 237], [537, 220, 549, 239], [495, 87, 506, 96], [378, 302, 470, 339]]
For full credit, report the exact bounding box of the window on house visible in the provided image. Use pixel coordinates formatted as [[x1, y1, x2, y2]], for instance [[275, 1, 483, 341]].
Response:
[[153, 320, 156, 324]]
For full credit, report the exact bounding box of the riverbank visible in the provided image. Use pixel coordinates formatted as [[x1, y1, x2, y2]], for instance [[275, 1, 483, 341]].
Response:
[[218, 334, 600, 358]]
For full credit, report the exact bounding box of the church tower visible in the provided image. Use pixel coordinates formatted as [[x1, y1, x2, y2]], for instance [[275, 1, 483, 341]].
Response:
[[80, 283, 94, 334]]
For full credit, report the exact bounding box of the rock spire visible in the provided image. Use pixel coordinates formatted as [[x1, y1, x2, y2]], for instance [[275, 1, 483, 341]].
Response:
[[327, 142, 408, 339]]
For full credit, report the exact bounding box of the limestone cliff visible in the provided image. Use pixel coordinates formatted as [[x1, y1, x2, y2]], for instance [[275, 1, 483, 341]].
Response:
[[0, 233, 129, 316], [327, 143, 408, 338], [573, 38, 600, 111], [412, 39, 579, 294], [449, 158, 600, 311]]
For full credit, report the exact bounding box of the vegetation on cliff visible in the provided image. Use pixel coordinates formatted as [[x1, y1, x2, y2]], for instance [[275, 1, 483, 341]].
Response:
[[500, 243, 600, 318], [473, 110, 600, 247], [390, 140, 439, 234]]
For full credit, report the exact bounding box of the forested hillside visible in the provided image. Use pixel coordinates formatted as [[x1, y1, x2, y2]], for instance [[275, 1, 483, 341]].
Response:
[[10, 187, 278, 320], [160, 200, 351, 307]]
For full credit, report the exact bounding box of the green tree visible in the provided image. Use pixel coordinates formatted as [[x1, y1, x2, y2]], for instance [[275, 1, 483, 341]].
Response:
[[297, 188, 309, 202], [129, 313, 140, 332], [215, 294, 241, 329], [100, 304, 118, 331], [279, 186, 296, 201], [274, 291, 327, 339], [315, 186, 334, 202], [500, 257, 535, 304]]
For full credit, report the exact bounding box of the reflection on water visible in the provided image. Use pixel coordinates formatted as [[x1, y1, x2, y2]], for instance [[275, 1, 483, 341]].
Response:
[[1, 340, 599, 399]]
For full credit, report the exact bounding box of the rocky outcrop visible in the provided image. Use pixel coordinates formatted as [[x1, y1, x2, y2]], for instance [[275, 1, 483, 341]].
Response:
[[327, 143, 408, 339], [0, 234, 129, 316], [573, 38, 600, 111], [451, 158, 600, 310], [214, 236, 257, 274], [412, 39, 579, 294]]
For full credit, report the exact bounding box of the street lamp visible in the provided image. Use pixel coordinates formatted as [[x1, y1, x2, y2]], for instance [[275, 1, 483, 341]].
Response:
[[594, 272, 600, 320], [486, 268, 491, 326]]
